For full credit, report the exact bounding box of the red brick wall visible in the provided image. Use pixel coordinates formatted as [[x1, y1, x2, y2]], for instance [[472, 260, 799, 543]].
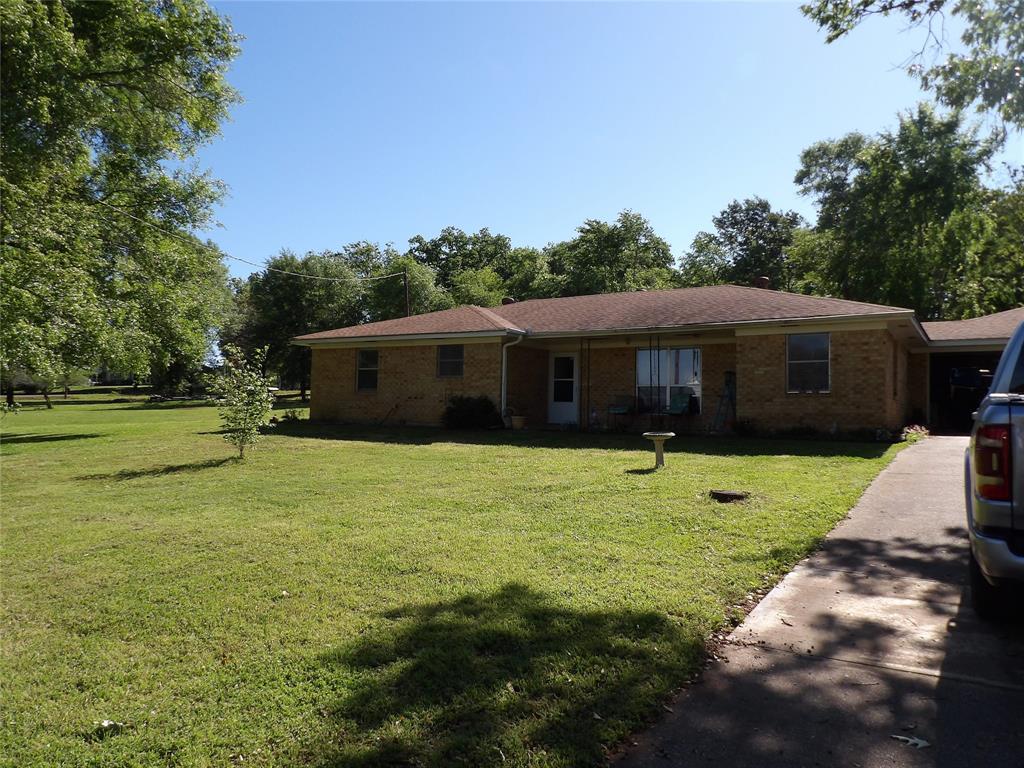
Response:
[[310, 343, 502, 426], [735, 329, 900, 433]]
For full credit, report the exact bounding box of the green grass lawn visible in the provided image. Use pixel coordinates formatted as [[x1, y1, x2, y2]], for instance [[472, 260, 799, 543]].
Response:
[[1, 400, 901, 767]]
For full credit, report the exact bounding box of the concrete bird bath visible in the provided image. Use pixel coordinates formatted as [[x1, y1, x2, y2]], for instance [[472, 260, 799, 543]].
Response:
[[642, 431, 675, 469]]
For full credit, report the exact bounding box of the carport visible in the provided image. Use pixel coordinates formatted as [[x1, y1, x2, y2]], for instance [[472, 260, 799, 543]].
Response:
[[921, 307, 1024, 434], [927, 350, 1003, 433]]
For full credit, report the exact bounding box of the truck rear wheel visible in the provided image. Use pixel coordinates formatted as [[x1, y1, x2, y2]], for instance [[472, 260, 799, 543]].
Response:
[[969, 549, 1006, 620]]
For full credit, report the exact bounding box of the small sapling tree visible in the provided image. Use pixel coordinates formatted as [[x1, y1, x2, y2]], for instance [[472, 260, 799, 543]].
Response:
[[210, 345, 275, 459]]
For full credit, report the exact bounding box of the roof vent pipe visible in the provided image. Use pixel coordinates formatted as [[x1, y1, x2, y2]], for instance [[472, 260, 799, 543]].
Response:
[[753, 276, 770, 289]]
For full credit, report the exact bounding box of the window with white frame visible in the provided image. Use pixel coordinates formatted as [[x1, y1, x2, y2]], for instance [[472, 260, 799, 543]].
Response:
[[787, 333, 830, 393], [356, 349, 379, 391], [437, 344, 464, 377], [636, 347, 701, 413]]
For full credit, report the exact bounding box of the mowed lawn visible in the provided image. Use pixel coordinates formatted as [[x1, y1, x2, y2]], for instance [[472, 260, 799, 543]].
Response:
[[1, 399, 901, 767]]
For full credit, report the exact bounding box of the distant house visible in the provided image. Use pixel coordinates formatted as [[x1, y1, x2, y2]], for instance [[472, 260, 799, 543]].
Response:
[[293, 285, 1023, 434]]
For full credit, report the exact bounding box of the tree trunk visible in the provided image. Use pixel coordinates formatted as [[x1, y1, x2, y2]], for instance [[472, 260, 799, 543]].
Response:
[[238, 443, 245, 460], [64, 384, 70, 398], [42, 388, 53, 409], [5, 388, 14, 407]]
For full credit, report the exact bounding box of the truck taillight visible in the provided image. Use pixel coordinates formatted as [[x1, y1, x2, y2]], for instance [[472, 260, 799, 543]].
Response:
[[975, 424, 1012, 501]]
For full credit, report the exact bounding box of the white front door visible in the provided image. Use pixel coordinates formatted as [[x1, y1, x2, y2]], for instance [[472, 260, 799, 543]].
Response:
[[548, 352, 579, 425]]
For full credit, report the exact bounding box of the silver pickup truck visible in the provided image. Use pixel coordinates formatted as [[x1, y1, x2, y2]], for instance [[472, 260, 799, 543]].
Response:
[[966, 319, 1024, 618]]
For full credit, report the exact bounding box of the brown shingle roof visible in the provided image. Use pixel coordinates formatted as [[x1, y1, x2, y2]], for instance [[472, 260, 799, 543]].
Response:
[[294, 304, 524, 341], [494, 285, 907, 334], [295, 285, 910, 343], [922, 306, 1024, 342]]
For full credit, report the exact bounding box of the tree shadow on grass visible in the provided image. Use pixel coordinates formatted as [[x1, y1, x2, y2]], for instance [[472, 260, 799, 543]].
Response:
[[76, 457, 236, 481], [13, 397, 144, 406], [11, 398, 213, 410], [114, 400, 216, 411], [1, 433, 102, 445], [310, 583, 705, 768], [272, 421, 892, 460]]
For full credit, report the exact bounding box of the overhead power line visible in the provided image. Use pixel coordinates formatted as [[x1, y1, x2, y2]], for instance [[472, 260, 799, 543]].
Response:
[[94, 199, 407, 284]]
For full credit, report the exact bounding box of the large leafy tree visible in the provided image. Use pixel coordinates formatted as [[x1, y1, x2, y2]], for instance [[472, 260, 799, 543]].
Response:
[[492, 246, 559, 300], [0, 0, 239, 399], [942, 170, 1024, 317], [228, 251, 364, 399], [679, 198, 805, 290], [546, 211, 677, 296], [795, 104, 1003, 317], [400, 215, 677, 305], [366, 254, 453, 322], [781, 228, 842, 297], [677, 232, 730, 288], [406, 228, 559, 302], [406, 227, 513, 291], [802, 0, 1024, 130], [450, 267, 506, 307]]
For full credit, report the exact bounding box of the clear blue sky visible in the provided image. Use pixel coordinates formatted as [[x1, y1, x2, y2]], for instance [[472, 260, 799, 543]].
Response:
[[200, 1, 1022, 279]]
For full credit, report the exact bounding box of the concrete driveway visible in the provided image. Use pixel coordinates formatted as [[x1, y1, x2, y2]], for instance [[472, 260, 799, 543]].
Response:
[[617, 436, 1024, 767]]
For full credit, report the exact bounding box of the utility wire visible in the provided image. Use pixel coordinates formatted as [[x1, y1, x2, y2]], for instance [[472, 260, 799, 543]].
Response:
[[94, 199, 407, 284]]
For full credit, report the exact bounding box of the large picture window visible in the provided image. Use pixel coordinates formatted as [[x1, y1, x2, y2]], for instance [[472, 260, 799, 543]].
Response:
[[437, 344, 464, 377], [357, 349, 379, 391], [787, 333, 830, 393], [636, 347, 701, 413]]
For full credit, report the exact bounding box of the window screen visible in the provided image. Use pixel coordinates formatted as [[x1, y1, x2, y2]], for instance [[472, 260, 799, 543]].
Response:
[[787, 333, 829, 393], [437, 345, 464, 377], [357, 349, 379, 391]]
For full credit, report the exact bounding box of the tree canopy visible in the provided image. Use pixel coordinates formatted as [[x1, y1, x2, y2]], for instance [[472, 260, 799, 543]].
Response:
[[546, 211, 677, 296], [1, 0, 239, 390], [227, 252, 363, 398], [679, 198, 805, 290], [407, 227, 513, 291], [794, 104, 1009, 318], [802, 0, 1024, 130]]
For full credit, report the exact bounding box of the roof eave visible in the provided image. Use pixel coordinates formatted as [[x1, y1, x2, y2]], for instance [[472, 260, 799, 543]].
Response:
[[908, 315, 930, 345], [292, 328, 524, 347], [923, 337, 1010, 349]]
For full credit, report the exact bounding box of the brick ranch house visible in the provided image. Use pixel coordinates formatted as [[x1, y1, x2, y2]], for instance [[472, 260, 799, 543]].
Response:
[[293, 285, 1024, 435]]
